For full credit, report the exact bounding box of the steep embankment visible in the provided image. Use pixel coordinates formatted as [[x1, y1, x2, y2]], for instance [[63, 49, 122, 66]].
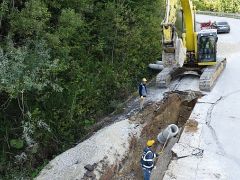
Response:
[[36, 78, 201, 180]]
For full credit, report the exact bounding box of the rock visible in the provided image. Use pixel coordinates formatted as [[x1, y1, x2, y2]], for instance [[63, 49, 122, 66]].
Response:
[[84, 164, 94, 171], [81, 176, 88, 180], [45, 164, 53, 170], [187, 106, 192, 111], [118, 163, 122, 171], [93, 163, 98, 168], [140, 119, 145, 124], [75, 160, 79, 164], [103, 155, 108, 160], [134, 124, 139, 129], [129, 116, 135, 121], [84, 171, 96, 178]]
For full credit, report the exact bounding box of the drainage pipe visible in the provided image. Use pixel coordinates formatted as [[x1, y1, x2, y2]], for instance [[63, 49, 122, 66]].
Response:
[[148, 63, 164, 70], [155, 61, 163, 65], [157, 124, 179, 144]]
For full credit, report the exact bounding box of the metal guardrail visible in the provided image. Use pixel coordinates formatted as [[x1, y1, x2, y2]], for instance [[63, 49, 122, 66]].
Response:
[[197, 11, 240, 19]]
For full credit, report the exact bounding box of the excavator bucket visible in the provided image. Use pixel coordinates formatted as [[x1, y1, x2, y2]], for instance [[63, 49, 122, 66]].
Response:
[[156, 67, 175, 88], [156, 38, 186, 88]]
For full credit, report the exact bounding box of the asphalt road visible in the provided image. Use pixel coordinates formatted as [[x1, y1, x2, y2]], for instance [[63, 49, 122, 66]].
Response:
[[164, 14, 240, 180]]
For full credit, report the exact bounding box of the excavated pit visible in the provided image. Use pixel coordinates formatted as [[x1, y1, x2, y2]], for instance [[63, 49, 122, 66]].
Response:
[[100, 90, 201, 180]]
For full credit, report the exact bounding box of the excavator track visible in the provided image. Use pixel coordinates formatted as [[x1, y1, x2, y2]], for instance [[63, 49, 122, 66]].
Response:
[[199, 58, 226, 91], [156, 58, 226, 91]]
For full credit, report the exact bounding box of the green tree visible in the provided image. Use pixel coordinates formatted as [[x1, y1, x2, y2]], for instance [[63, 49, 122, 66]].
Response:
[[0, 0, 164, 178]]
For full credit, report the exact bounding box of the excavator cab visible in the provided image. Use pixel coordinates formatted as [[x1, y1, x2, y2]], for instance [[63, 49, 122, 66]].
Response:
[[197, 30, 218, 64]]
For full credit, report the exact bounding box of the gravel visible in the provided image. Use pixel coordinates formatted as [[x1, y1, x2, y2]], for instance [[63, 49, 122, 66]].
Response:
[[36, 119, 142, 180]]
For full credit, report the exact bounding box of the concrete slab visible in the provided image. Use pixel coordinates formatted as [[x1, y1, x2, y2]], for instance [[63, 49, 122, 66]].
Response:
[[178, 123, 203, 149], [188, 102, 212, 124]]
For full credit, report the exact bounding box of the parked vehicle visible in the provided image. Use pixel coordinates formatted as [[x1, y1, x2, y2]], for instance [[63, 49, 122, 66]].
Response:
[[212, 21, 230, 33], [200, 21, 213, 30]]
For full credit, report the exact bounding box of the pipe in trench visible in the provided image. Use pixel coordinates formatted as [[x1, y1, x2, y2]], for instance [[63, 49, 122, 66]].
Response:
[[155, 61, 163, 65], [157, 124, 179, 144]]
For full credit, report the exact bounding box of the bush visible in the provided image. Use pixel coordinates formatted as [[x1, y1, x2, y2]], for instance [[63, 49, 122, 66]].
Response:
[[0, 0, 163, 178]]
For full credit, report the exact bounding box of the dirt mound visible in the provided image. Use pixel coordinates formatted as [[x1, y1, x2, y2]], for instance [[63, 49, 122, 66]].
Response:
[[99, 91, 200, 180]]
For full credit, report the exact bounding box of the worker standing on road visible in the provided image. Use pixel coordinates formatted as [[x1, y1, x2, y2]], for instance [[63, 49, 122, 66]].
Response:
[[140, 140, 157, 180], [139, 78, 147, 110]]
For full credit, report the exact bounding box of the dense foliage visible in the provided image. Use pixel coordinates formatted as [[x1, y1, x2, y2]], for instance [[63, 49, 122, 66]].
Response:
[[0, 0, 163, 178], [193, 0, 240, 13]]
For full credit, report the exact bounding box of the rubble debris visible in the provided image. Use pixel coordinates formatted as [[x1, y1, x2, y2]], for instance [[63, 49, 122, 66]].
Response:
[[84, 164, 94, 172]]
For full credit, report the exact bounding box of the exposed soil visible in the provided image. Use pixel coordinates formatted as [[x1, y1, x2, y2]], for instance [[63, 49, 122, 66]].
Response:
[[184, 119, 199, 133], [99, 90, 201, 180]]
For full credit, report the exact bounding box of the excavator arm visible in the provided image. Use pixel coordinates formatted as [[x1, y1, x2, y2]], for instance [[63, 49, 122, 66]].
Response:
[[180, 0, 196, 52], [162, 0, 177, 49], [162, 0, 197, 53]]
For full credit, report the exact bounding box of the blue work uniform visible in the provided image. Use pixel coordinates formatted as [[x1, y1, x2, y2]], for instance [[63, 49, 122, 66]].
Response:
[[141, 147, 157, 180], [139, 83, 147, 97]]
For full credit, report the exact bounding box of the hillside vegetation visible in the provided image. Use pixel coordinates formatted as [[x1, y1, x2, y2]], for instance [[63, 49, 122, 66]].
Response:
[[0, 0, 163, 178], [193, 0, 240, 13]]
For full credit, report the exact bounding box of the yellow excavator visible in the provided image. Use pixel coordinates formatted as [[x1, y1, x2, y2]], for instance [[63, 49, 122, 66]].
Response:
[[156, 0, 226, 91]]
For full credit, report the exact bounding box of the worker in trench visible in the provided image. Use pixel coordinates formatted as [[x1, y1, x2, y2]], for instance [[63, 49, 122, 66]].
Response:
[[140, 140, 158, 180], [139, 78, 148, 110]]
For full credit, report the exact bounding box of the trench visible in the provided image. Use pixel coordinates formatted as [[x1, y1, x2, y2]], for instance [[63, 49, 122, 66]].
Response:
[[100, 90, 201, 180]]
